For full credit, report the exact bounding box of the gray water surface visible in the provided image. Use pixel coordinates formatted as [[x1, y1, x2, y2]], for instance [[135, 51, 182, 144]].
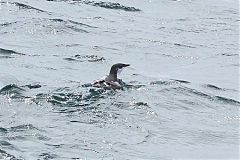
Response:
[[0, 0, 239, 159]]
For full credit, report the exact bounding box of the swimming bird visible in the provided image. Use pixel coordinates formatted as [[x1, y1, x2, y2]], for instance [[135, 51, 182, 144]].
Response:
[[93, 63, 130, 90]]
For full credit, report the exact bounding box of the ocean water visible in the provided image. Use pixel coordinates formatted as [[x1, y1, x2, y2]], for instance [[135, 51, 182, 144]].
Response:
[[0, 0, 239, 159]]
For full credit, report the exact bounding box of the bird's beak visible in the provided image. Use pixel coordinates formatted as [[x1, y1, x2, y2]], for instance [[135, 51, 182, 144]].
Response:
[[117, 64, 130, 75]]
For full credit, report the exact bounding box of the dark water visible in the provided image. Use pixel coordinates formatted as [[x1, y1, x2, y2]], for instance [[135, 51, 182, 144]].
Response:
[[0, 0, 239, 159]]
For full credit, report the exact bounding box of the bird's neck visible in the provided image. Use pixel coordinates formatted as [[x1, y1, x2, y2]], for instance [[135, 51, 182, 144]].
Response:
[[108, 67, 118, 81], [106, 73, 117, 82]]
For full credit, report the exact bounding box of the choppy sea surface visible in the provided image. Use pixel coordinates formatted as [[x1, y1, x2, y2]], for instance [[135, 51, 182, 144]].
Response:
[[0, 0, 239, 159]]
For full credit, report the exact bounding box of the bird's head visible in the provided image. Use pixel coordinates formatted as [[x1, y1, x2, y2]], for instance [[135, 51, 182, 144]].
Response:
[[106, 63, 130, 82], [110, 63, 130, 75]]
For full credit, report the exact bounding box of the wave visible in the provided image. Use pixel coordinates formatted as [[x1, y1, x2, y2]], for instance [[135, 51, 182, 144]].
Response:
[[163, 85, 240, 106], [39, 153, 58, 159], [0, 1, 49, 13], [0, 48, 25, 58], [9, 124, 39, 132], [0, 127, 8, 133], [47, 0, 141, 12], [203, 84, 223, 90], [0, 141, 18, 151], [0, 149, 18, 160], [50, 19, 97, 28], [1, 18, 94, 35], [0, 84, 25, 98], [215, 96, 240, 105], [44, 18, 93, 33], [64, 54, 105, 62], [13, 2, 46, 12], [150, 79, 190, 85], [0, 21, 18, 27], [173, 43, 196, 49], [47, 86, 115, 108], [1, 79, 238, 111], [84, 1, 141, 12], [220, 53, 238, 57], [25, 84, 42, 89], [0, 83, 43, 101]]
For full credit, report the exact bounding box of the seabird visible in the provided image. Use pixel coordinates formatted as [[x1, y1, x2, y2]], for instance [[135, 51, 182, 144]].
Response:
[[93, 63, 130, 90]]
